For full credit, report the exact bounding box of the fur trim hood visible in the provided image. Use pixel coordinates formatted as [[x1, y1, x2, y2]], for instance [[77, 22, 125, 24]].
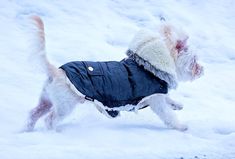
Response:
[[127, 29, 177, 89]]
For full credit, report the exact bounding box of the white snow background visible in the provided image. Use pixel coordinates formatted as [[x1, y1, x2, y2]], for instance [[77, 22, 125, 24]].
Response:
[[0, 0, 235, 158]]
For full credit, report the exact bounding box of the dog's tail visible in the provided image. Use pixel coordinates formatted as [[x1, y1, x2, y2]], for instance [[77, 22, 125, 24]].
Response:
[[30, 16, 58, 77]]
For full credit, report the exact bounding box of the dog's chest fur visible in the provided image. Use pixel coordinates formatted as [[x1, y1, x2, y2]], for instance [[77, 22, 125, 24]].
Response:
[[60, 58, 168, 108]]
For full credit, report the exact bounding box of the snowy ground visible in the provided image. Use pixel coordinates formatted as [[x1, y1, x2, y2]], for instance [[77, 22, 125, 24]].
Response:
[[0, 0, 235, 158]]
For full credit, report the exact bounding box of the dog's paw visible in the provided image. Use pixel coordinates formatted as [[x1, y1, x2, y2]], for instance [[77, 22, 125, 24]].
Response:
[[21, 119, 36, 132]]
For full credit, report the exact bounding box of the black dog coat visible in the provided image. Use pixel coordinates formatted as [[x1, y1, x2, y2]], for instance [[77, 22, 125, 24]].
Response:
[[60, 58, 168, 116]]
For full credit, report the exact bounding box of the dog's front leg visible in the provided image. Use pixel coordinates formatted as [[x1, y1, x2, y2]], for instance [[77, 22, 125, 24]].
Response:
[[148, 94, 188, 131], [166, 96, 183, 110]]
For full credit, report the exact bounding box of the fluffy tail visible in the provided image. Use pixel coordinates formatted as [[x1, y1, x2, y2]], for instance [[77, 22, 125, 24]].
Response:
[[30, 16, 58, 77]]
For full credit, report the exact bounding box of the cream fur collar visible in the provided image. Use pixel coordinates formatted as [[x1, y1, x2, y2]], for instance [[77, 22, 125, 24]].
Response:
[[126, 30, 178, 89]]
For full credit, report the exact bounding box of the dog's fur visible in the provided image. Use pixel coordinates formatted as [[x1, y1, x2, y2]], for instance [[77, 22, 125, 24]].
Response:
[[25, 16, 204, 132]]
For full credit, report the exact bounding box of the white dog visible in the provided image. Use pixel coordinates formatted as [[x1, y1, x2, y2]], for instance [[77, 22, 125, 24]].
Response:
[[25, 16, 204, 132]]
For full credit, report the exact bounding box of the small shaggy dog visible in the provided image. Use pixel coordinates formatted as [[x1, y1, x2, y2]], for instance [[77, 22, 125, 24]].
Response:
[[25, 16, 204, 132]]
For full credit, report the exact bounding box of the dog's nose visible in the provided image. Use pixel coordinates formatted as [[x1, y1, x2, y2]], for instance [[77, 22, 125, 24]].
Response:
[[199, 65, 204, 77]]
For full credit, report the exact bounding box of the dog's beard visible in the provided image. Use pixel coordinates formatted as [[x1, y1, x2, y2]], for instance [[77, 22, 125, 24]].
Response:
[[160, 24, 204, 81], [175, 48, 204, 81]]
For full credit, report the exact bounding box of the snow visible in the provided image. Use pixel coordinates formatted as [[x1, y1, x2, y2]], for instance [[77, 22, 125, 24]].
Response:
[[0, 0, 235, 158]]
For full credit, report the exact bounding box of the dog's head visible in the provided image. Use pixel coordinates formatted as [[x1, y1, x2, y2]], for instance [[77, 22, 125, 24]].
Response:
[[160, 24, 204, 81]]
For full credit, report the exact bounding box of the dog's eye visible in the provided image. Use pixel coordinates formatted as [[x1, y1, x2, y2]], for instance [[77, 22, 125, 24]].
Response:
[[183, 47, 188, 52]]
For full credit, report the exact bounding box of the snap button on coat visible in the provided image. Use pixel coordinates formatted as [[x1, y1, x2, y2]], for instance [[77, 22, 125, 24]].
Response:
[[88, 66, 93, 71], [60, 58, 168, 108]]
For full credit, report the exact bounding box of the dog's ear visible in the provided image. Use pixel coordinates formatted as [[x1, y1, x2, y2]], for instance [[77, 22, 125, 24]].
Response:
[[162, 24, 173, 39]]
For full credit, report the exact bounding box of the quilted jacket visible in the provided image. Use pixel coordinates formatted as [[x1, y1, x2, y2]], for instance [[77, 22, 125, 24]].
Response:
[[60, 58, 168, 109]]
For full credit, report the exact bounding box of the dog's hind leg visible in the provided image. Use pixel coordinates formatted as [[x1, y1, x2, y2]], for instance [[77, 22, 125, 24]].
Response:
[[44, 92, 80, 130], [148, 94, 188, 131], [44, 72, 85, 130], [44, 109, 57, 130], [25, 83, 52, 131]]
